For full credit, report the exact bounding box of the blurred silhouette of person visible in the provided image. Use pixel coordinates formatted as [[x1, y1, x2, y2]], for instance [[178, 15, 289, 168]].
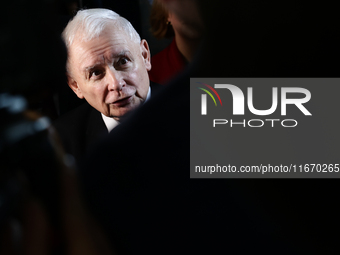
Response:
[[79, 0, 340, 254], [0, 93, 111, 255], [148, 0, 204, 84], [53, 9, 161, 167]]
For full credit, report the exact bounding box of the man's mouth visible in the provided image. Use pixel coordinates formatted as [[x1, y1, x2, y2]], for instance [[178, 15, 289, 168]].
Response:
[[111, 95, 133, 107]]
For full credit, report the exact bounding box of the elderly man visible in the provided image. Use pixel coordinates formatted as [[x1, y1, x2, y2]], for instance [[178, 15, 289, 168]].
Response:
[[54, 9, 160, 165]]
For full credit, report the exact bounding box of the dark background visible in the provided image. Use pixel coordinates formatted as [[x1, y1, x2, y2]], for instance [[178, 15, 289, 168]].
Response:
[[1, 1, 340, 254]]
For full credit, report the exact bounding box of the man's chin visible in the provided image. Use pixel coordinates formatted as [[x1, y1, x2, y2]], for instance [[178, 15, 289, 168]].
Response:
[[106, 100, 143, 119], [109, 107, 137, 121]]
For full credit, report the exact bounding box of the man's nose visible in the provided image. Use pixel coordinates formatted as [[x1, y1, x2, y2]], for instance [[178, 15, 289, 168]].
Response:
[[106, 68, 125, 91]]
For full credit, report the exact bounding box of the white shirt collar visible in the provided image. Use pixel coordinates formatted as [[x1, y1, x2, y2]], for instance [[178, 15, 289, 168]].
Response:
[[101, 114, 119, 132], [101, 86, 151, 132], [145, 85, 151, 102]]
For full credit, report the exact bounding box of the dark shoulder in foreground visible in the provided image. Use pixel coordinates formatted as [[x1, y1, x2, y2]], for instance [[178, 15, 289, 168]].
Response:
[[53, 102, 94, 130], [53, 102, 105, 165]]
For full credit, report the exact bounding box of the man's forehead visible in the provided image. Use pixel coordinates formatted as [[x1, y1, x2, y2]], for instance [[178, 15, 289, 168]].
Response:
[[83, 50, 132, 69], [73, 28, 130, 51], [70, 29, 139, 71]]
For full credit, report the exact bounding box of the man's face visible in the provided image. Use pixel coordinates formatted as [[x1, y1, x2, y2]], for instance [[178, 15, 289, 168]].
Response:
[[68, 25, 151, 120]]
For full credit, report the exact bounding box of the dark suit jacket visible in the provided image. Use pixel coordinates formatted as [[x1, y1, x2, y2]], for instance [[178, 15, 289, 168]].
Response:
[[53, 82, 162, 166]]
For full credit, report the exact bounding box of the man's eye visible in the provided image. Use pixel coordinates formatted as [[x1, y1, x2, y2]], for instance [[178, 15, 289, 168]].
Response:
[[90, 70, 102, 78], [118, 57, 129, 66]]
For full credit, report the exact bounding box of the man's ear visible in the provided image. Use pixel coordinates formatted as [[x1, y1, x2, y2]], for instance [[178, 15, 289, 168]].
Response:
[[140, 39, 151, 71], [67, 75, 84, 99]]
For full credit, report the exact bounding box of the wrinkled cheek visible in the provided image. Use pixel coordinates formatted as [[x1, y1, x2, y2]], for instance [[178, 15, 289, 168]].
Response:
[[90, 86, 105, 104], [136, 78, 150, 100], [103, 104, 111, 116], [126, 64, 149, 100], [127, 70, 140, 86], [131, 96, 144, 108], [90, 86, 108, 115]]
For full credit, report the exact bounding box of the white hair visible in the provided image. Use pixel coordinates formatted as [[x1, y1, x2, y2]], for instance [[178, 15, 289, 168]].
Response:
[[62, 8, 141, 74]]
